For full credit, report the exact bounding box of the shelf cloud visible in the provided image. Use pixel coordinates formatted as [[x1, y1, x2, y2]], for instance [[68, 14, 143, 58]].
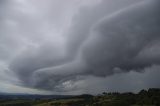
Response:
[[0, 0, 160, 94]]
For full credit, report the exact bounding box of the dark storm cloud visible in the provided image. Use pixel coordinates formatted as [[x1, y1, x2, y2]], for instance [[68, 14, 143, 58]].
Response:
[[66, 0, 141, 59], [8, 0, 142, 89], [1, 0, 160, 93], [21, 0, 160, 91], [19, 0, 145, 90], [82, 0, 160, 76]]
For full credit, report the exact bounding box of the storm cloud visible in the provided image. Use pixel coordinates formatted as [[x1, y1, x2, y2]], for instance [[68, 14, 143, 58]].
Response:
[[0, 0, 160, 94]]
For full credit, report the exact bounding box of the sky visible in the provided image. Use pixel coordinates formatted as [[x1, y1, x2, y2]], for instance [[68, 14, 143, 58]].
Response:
[[0, 0, 160, 95]]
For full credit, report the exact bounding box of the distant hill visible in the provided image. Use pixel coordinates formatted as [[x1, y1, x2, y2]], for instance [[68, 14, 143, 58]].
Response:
[[0, 93, 73, 100]]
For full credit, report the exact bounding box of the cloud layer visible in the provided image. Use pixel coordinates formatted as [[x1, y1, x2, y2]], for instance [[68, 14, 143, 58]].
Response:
[[0, 0, 160, 94]]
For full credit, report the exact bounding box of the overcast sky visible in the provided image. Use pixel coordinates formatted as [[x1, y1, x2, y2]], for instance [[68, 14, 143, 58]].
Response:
[[0, 0, 160, 95]]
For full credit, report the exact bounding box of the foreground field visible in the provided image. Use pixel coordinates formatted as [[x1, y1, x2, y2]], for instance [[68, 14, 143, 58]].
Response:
[[35, 99, 85, 106], [0, 88, 159, 106]]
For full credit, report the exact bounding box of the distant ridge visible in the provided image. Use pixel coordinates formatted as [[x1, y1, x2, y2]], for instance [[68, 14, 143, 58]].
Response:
[[0, 92, 74, 99]]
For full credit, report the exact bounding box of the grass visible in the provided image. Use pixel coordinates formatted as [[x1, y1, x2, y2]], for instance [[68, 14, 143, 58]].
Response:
[[34, 98, 84, 106]]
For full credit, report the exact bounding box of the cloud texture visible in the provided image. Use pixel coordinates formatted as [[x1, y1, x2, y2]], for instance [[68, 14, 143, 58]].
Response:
[[0, 0, 160, 94]]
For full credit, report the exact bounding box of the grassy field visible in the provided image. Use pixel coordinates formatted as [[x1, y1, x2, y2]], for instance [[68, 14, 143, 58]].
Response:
[[34, 98, 84, 106], [0, 88, 159, 106]]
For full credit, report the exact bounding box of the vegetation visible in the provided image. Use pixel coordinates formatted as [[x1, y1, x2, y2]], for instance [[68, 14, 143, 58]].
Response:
[[0, 88, 160, 106]]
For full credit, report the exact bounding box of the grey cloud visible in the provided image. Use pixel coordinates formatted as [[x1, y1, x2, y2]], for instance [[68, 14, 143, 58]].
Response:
[[26, 0, 160, 91], [82, 0, 160, 76], [19, 0, 142, 89], [30, 57, 88, 91], [10, 42, 67, 83], [5, 0, 77, 84], [0, 0, 74, 91], [70, 65, 160, 94], [66, 0, 141, 59], [1, 0, 160, 93]]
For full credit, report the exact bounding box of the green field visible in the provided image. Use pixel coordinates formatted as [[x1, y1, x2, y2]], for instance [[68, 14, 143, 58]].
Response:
[[0, 88, 160, 106]]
